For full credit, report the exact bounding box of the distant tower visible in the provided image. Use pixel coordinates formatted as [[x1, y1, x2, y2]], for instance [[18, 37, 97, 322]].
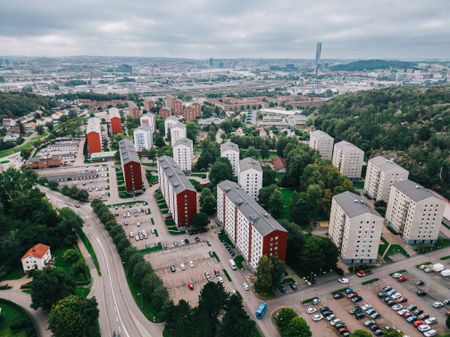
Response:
[[209, 58, 214, 67], [315, 42, 322, 77]]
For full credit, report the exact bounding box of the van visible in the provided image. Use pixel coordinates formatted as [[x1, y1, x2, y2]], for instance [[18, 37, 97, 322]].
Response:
[[229, 259, 237, 270]]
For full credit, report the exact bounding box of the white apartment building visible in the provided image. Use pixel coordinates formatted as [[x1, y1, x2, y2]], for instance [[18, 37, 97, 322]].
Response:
[[364, 156, 409, 202], [164, 116, 179, 137], [332, 141, 364, 179], [217, 180, 288, 271], [173, 138, 193, 173], [220, 141, 240, 176], [329, 191, 383, 264], [133, 126, 153, 152], [238, 158, 263, 200], [140, 112, 156, 133], [386, 179, 444, 244], [170, 123, 187, 146], [309, 130, 334, 160]]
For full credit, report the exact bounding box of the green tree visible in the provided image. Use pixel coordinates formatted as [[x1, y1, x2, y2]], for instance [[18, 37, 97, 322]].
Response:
[[164, 300, 195, 337], [446, 314, 450, 330], [262, 166, 276, 186], [197, 282, 228, 336], [274, 308, 297, 335], [243, 146, 259, 159], [48, 295, 99, 337], [154, 132, 165, 147], [35, 125, 45, 135], [192, 212, 209, 229], [200, 188, 216, 216], [350, 330, 372, 337], [283, 316, 311, 337], [63, 249, 80, 264], [268, 189, 284, 219], [254, 255, 274, 295], [258, 184, 278, 209], [260, 143, 270, 159], [209, 157, 233, 187], [186, 122, 199, 142], [31, 268, 76, 311], [384, 330, 403, 337], [218, 295, 255, 337]]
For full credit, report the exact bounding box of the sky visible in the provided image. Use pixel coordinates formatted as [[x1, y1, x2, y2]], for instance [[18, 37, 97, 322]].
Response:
[[1, 0, 449, 59]]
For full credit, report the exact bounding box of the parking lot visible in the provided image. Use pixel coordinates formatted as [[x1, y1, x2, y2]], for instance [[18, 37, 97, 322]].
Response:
[[34, 138, 82, 166], [146, 241, 235, 305], [110, 202, 159, 250]]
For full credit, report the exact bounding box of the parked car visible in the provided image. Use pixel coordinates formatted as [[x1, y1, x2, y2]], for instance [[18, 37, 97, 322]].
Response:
[[432, 301, 444, 308], [398, 275, 408, 282], [170, 265, 176, 272], [334, 293, 344, 299], [392, 273, 402, 279], [424, 330, 437, 337], [312, 314, 323, 322], [415, 280, 425, 286], [242, 282, 250, 291], [306, 306, 317, 314], [312, 297, 321, 304], [338, 278, 349, 284], [187, 282, 194, 290], [424, 317, 437, 325], [417, 289, 428, 296]]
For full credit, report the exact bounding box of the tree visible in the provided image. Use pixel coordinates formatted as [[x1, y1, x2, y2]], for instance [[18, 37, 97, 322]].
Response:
[[209, 158, 233, 187], [258, 184, 278, 209], [283, 316, 311, 337], [31, 268, 76, 311], [165, 300, 195, 337], [384, 330, 403, 337], [63, 249, 79, 264], [186, 122, 199, 142], [192, 212, 209, 229], [254, 255, 274, 295], [350, 330, 372, 337], [154, 132, 165, 147], [270, 256, 285, 290], [218, 295, 255, 337], [197, 282, 228, 336], [48, 180, 59, 190], [48, 295, 99, 337], [35, 125, 45, 135], [243, 146, 259, 159], [200, 188, 216, 216], [268, 189, 284, 219], [274, 308, 297, 334], [262, 166, 276, 187], [260, 143, 270, 159]]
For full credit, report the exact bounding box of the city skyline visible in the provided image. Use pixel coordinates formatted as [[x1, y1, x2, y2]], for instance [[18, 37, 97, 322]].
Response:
[[1, 0, 450, 59]]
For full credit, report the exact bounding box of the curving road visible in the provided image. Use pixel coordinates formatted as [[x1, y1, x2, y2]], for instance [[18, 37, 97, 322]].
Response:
[[41, 186, 164, 337]]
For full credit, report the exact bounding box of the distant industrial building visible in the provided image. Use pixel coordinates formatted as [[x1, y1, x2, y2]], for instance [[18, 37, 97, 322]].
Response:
[[238, 158, 263, 200], [118, 139, 143, 194], [133, 126, 153, 152], [157, 156, 197, 228], [309, 130, 334, 160], [386, 179, 444, 244], [86, 117, 102, 155], [220, 141, 240, 176], [173, 138, 193, 174], [364, 156, 409, 202], [217, 180, 288, 271], [332, 141, 364, 179], [329, 191, 383, 264]]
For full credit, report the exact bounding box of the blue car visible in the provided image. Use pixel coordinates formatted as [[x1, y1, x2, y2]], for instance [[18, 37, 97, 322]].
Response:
[[320, 306, 330, 313], [406, 316, 417, 324], [345, 288, 354, 294]]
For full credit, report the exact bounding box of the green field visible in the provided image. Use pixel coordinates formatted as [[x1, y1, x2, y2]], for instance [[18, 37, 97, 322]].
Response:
[[75, 227, 101, 276], [280, 188, 295, 220], [0, 299, 37, 337], [0, 132, 49, 158]]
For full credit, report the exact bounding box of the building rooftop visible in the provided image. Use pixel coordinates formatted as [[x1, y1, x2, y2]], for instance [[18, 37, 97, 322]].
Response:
[[118, 139, 140, 165], [141, 112, 155, 119], [108, 107, 120, 118], [128, 101, 138, 108], [134, 126, 152, 134], [86, 117, 101, 134], [334, 191, 381, 218], [311, 130, 333, 140], [22, 243, 50, 260], [369, 156, 408, 173], [392, 179, 436, 202], [239, 157, 262, 173], [158, 156, 196, 194], [218, 180, 287, 236], [174, 138, 193, 148], [220, 141, 239, 153], [334, 140, 364, 154], [172, 122, 186, 130], [165, 116, 179, 124]]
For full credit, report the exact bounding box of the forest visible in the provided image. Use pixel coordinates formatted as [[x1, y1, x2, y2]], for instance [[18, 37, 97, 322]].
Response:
[[329, 59, 417, 71], [0, 92, 57, 119], [311, 85, 450, 198]]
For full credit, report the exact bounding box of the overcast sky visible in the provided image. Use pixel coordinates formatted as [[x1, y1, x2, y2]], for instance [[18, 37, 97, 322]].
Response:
[[1, 0, 449, 59]]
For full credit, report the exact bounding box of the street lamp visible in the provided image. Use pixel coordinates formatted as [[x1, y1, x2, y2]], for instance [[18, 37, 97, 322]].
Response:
[[137, 292, 143, 308]]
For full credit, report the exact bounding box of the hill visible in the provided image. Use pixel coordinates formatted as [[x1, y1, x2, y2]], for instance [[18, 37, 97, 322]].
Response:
[[311, 86, 450, 198], [329, 59, 417, 71], [0, 92, 57, 119]]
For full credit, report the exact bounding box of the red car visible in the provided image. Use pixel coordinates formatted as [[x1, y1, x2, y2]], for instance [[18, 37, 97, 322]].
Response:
[[356, 270, 366, 277], [396, 297, 408, 303], [404, 312, 413, 318], [187, 282, 194, 290], [348, 292, 358, 299], [398, 275, 408, 282], [413, 320, 424, 328]]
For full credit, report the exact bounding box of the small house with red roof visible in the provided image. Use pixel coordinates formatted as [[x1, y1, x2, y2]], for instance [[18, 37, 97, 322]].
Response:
[[21, 244, 52, 272]]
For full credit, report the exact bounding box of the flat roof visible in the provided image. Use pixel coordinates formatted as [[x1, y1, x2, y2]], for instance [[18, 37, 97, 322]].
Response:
[[119, 139, 140, 165], [239, 157, 262, 173], [369, 156, 408, 173], [90, 151, 116, 159], [220, 141, 239, 153], [174, 138, 193, 148], [86, 117, 101, 134], [393, 179, 437, 202], [333, 191, 381, 218]]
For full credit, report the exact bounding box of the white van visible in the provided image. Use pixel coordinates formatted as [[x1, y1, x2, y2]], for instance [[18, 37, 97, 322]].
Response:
[[229, 259, 237, 270]]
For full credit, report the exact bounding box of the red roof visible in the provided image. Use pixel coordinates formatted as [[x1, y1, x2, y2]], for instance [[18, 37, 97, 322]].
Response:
[[22, 244, 50, 260], [272, 156, 286, 171]]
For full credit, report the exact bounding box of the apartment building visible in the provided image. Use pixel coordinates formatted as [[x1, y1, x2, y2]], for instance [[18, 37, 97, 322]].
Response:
[[170, 123, 187, 146], [118, 139, 143, 194], [140, 112, 156, 133], [364, 156, 409, 202], [386, 179, 444, 244], [86, 117, 102, 154], [329, 191, 383, 264], [133, 126, 153, 152], [171, 98, 184, 116], [238, 158, 263, 200], [157, 156, 197, 228], [309, 130, 334, 160], [217, 180, 288, 271], [143, 98, 155, 111], [332, 141, 364, 178], [173, 138, 193, 174], [183, 105, 198, 121], [159, 106, 171, 119], [108, 108, 122, 134], [164, 116, 179, 137], [220, 141, 240, 176], [128, 101, 140, 118]]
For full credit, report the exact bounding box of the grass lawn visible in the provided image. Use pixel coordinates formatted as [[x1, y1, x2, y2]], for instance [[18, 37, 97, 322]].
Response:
[[378, 236, 389, 256], [3, 266, 25, 281], [362, 278, 379, 285], [280, 188, 295, 220], [138, 243, 163, 254], [0, 299, 37, 337], [146, 171, 158, 185], [75, 287, 91, 297], [190, 172, 207, 178], [53, 246, 91, 285], [218, 231, 235, 248], [142, 162, 156, 167], [353, 181, 364, 189], [414, 237, 450, 254], [164, 219, 183, 234], [384, 244, 409, 263], [75, 227, 101, 276], [0, 131, 49, 159]]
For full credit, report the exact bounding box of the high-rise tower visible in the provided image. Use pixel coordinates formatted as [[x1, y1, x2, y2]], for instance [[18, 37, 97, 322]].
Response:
[[315, 42, 322, 77]]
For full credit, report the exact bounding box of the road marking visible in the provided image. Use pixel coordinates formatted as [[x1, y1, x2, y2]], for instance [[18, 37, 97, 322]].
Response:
[[96, 237, 132, 337]]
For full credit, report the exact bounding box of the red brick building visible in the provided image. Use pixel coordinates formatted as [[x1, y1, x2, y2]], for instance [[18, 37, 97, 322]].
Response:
[[86, 117, 102, 154], [27, 155, 62, 169], [183, 105, 198, 121], [108, 108, 122, 134], [192, 102, 201, 116], [171, 99, 184, 116], [118, 139, 143, 194], [128, 101, 140, 118], [157, 156, 197, 228], [159, 107, 172, 119], [143, 98, 155, 111]]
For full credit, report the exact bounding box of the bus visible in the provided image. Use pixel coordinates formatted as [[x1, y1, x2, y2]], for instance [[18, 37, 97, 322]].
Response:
[[256, 302, 267, 320], [229, 259, 237, 270]]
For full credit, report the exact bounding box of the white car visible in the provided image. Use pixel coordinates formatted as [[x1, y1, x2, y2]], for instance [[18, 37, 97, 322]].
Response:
[[391, 292, 402, 299], [312, 314, 323, 322], [361, 304, 372, 311], [312, 297, 321, 305], [243, 282, 250, 291], [424, 330, 437, 337], [424, 317, 437, 325], [189, 260, 195, 268], [397, 309, 408, 316], [217, 276, 224, 283], [424, 268, 432, 273], [419, 264, 428, 270], [330, 318, 341, 326], [418, 325, 431, 332], [392, 304, 403, 311], [338, 278, 349, 284], [392, 273, 402, 279], [180, 263, 185, 271], [432, 301, 444, 308], [326, 314, 336, 321], [306, 306, 317, 314]]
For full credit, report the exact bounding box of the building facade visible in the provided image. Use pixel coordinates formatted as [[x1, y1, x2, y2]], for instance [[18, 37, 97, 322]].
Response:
[[170, 123, 187, 146], [385, 179, 444, 244], [86, 117, 102, 155], [329, 191, 383, 264], [332, 141, 364, 179], [173, 138, 193, 174], [128, 101, 140, 118], [183, 105, 198, 121], [140, 112, 156, 133], [238, 158, 263, 200], [164, 116, 179, 137], [309, 130, 334, 160], [159, 106, 172, 119], [108, 108, 122, 134], [118, 139, 143, 194], [217, 180, 288, 271], [157, 156, 197, 228], [133, 126, 153, 152], [21, 244, 52, 272], [171, 98, 184, 115], [143, 98, 155, 111], [220, 141, 240, 176], [364, 156, 409, 202]]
